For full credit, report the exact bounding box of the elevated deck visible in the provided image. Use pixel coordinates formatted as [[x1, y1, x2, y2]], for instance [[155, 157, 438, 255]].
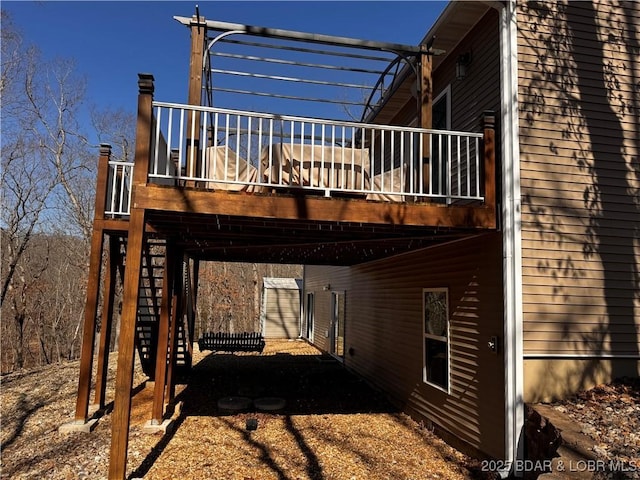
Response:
[[78, 12, 500, 479], [101, 87, 496, 265]]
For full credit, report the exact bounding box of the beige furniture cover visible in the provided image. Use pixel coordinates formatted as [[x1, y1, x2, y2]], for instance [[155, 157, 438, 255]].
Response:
[[261, 143, 370, 191], [204, 146, 262, 192], [366, 164, 408, 202]]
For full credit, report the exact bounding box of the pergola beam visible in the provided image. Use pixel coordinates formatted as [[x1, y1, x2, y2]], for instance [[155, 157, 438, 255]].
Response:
[[174, 16, 435, 56]]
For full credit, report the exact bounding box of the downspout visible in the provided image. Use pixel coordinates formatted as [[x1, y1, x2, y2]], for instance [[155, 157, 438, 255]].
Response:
[[498, 0, 524, 477]]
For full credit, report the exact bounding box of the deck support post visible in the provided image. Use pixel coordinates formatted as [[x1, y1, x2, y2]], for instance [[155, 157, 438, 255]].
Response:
[[151, 239, 175, 423], [419, 52, 433, 193], [94, 235, 122, 409], [165, 250, 185, 402], [108, 74, 154, 480], [483, 111, 497, 211], [185, 13, 207, 184], [74, 144, 111, 422]]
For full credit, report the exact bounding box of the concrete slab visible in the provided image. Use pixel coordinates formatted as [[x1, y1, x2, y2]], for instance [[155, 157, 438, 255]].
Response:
[[141, 401, 183, 434], [58, 418, 99, 434], [142, 418, 175, 434]]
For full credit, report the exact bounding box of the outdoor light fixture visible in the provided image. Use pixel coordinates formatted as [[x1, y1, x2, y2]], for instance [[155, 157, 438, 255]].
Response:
[[323, 284, 331, 291], [456, 52, 472, 81]]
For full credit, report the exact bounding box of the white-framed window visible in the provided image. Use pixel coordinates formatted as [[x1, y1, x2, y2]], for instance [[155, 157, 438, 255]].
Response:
[[423, 288, 450, 393]]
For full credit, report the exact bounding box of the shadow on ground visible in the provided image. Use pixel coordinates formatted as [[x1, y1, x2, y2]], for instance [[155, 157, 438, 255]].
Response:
[[182, 351, 397, 417], [129, 350, 400, 479]]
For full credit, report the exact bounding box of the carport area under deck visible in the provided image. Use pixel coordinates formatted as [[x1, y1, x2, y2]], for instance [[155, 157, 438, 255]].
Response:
[[124, 340, 477, 480]]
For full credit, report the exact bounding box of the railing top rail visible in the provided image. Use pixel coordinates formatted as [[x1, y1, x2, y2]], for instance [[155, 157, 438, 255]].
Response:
[[152, 100, 484, 138], [108, 160, 135, 166]]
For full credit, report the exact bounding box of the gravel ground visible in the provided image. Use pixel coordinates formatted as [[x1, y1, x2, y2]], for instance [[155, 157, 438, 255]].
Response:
[[4, 340, 637, 480], [1, 340, 485, 480]]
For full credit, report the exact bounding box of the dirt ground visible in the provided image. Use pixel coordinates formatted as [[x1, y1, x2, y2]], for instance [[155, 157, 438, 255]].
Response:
[[3, 339, 637, 480], [2, 340, 488, 480]]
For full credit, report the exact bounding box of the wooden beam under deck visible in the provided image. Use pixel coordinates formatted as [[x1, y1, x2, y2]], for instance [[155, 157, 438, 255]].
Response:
[[133, 185, 497, 230]]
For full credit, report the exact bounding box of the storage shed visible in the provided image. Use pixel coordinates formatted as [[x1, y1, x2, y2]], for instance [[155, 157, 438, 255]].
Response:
[[261, 278, 302, 339]]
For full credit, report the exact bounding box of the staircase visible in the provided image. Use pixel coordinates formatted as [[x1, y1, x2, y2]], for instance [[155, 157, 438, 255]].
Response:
[[132, 237, 193, 379]]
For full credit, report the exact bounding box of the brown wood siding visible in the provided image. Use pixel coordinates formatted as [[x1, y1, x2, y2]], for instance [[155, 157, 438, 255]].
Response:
[[304, 233, 505, 460], [264, 288, 300, 339], [517, 1, 640, 365]]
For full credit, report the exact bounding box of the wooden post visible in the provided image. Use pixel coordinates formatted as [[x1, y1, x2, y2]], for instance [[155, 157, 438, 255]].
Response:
[[185, 14, 206, 184], [483, 111, 497, 211], [74, 143, 111, 422], [420, 53, 432, 194], [151, 239, 175, 423], [165, 251, 184, 402], [108, 74, 154, 480], [93, 235, 121, 409]]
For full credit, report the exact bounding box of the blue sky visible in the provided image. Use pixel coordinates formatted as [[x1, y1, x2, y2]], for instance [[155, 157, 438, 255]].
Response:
[[4, 1, 447, 123]]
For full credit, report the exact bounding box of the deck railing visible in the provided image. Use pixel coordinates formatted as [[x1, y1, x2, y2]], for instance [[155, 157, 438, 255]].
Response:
[[150, 102, 484, 200], [105, 160, 133, 217], [104, 102, 487, 216]]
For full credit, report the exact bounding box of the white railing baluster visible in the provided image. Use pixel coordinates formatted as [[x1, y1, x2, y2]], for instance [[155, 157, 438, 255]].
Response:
[[235, 115, 241, 183], [456, 136, 461, 197], [360, 127, 366, 191], [447, 134, 452, 204], [257, 117, 263, 172], [118, 165, 126, 214], [166, 108, 173, 176], [369, 128, 375, 194], [310, 123, 316, 187], [340, 126, 346, 190], [321, 124, 326, 189], [350, 127, 355, 190], [300, 121, 306, 187], [268, 119, 274, 186], [129, 101, 485, 211], [475, 137, 480, 197], [246, 116, 252, 183], [466, 137, 471, 195], [289, 120, 294, 186], [110, 163, 118, 214], [189, 110, 196, 178], [201, 111, 208, 180], [153, 107, 161, 176]]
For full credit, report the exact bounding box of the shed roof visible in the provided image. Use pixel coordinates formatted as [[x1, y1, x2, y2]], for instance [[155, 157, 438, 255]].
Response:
[[263, 277, 303, 290]]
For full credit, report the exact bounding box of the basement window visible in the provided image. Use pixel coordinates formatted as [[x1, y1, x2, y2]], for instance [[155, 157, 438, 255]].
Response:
[[423, 288, 450, 392]]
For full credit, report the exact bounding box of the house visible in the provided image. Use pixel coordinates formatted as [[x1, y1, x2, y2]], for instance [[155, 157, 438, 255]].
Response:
[[261, 277, 303, 339], [67, 1, 638, 479], [304, 0, 639, 472]]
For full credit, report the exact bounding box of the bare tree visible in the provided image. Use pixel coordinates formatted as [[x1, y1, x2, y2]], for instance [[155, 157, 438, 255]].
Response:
[[90, 106, 136, 163], [195, 262, 302, 337], [1, 12, 107, 371]]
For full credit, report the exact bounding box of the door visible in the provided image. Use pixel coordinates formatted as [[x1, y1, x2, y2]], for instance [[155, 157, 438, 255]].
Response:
[[330, 291, 345, 359], [305, 292, 314, 342]]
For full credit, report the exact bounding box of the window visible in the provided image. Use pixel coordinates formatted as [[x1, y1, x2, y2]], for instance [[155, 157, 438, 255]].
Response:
[[423, 288, 449, 392]]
